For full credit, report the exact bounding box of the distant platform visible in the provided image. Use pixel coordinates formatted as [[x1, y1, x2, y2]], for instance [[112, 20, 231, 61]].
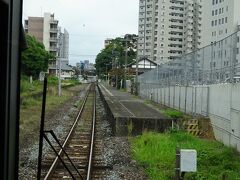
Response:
[[98, 83, 172, 136]]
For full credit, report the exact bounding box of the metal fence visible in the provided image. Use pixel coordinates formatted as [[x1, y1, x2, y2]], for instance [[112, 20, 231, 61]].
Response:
[[137, 31, 240, 150], [139, 30, 240, 86]]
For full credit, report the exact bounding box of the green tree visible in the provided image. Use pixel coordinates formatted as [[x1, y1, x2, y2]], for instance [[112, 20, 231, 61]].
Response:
[[21, 34, 54, 78], [95, 34, 137, 77]]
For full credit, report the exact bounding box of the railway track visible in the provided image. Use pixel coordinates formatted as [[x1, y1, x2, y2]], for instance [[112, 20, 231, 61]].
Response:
[[41, 83, 109, 179]]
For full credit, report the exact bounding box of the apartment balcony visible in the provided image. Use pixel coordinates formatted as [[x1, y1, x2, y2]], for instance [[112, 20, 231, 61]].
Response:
[[138, 27, 146, 32], [185, 43, 193, 48], [185, 18, 194, 24], [50, 28, 58, 33], [145, 27, 153, 31], [170, 34, 183, 39], [186, 6, 194, 12], [169, 46, 183, 51], [186, 36, 193, 42], [146, 14, 153, 18], [172, 9, 184, 14], [171, 21, 183, 26], [168, 50, 183, 55], [169, 31, 183, 37], [170, 9, 184, 14], [139, 1, 145, 6], [184, 35, 193, 41], [146, 44, 152, 49], [170, 5, 184, 9], [186, 12, 194, 17], [49, 37, 58, 42], [50, 20, 58, 25], [186, 24, 193, 30], [139, 9, 147, 13], [49, 46, 58, 52], [169, 25, 183, 31], [170, 0, 184, 6], [169, 38, 183, 44], [49, 51, 57, 57], [138, 39, 145, 44], [139, 13, 145, 18], [145, 39, 152, 43]]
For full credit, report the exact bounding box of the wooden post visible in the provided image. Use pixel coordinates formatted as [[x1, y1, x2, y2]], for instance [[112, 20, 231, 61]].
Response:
[[222, 174, 227, 180], [175, 148, 181, 180]]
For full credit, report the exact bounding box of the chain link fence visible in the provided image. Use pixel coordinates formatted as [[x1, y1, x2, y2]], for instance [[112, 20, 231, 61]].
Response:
[[139, 30, 240, 86], [137, 30, 240, 150]]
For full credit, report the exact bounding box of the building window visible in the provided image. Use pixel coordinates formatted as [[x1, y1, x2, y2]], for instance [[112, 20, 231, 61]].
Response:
[[212, 21, 214, 26], [212, 0, 214, 5], [212, 10, 214, 16], [215, 9, 218, 15], [225, 17, 228, 23], [215, 20, 217, 26]]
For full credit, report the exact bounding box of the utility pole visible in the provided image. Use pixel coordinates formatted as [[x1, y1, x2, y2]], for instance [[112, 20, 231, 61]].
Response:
[[58, 58, 61, 96], [115, 57, 118, 89], [58, 32, 62, 96], [105, 64, 108, 82], [135, 57, 139, 95], [124, 38, 128, 89], [135, 34, 139, 95]]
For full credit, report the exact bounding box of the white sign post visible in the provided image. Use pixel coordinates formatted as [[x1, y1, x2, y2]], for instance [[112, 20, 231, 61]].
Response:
[[175, 148, 197, 179], [180, 149, 197, 172]]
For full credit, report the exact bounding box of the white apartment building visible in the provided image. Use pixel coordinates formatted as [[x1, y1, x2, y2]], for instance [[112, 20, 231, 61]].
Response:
[[199, 0, 240, 79], [201, 0, 240, 47], [58, 28, 69, 63], [138, 0, 156, 61], [24, 13, 71, 77], [24, 13, 69, 60], [183, 0, 202, 54], [137, 0, 202, 64]]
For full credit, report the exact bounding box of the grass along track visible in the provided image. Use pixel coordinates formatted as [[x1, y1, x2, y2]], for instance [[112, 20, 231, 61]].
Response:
[[131, 131, 240, 180]]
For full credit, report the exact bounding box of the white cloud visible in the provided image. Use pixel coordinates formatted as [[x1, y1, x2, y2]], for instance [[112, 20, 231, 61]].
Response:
[[23, 0, 139, 65]]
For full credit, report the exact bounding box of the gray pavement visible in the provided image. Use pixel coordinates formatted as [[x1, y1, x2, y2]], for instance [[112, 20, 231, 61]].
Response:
[[98, 83, 169, 120]]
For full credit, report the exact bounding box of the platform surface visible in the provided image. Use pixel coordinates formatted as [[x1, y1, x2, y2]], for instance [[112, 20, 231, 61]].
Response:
[[99, 83, 169, 120]]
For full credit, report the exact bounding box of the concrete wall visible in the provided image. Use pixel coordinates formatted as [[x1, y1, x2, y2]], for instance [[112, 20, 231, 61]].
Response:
[[28, 17, 44, 42], [139, 82, 240, 151]]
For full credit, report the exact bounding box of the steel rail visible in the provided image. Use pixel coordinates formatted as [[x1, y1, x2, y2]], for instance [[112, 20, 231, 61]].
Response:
[[86, 84, 96, 180], [44, 84, 92, 180]]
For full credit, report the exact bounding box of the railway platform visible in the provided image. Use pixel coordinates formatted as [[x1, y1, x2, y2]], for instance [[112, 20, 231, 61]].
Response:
[[98, 83, 172, 136]]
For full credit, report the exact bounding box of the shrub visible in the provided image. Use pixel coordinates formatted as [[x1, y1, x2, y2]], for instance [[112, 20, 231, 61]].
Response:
[[48, 76, 58, 86], [165, 109, 183, 119]]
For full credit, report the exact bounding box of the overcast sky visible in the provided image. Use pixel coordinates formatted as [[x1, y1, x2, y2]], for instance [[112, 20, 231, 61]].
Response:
[[23, 0, 139, 65]]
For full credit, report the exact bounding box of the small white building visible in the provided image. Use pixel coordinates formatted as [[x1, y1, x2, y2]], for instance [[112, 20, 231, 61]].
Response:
[[129, 57, 157, 74], [48, 59, 74, 79]]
